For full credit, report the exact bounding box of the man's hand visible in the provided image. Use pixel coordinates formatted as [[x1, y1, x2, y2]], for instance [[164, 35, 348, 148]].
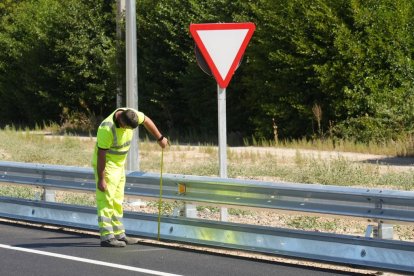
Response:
[[142, 116, 170, 149], [97, 178, 107, 192], [158, 136, 169, 148]]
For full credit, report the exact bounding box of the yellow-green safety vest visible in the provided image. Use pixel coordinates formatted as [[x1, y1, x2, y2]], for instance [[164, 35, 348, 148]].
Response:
[[92, 108, 145, 168]]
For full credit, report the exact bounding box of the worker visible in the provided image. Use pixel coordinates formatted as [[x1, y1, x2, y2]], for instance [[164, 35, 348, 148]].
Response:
[[92, 108, 168, 247]]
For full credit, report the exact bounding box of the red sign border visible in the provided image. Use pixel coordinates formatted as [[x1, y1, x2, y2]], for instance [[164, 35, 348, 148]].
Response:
[[190, 23, 255, 88]]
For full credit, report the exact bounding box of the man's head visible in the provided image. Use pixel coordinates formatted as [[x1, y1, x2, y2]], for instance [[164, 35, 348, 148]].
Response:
[[119, 109, 139, 129]]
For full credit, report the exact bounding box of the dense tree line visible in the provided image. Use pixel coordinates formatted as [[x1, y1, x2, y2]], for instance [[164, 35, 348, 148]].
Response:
[[0, 0, 413, 143]]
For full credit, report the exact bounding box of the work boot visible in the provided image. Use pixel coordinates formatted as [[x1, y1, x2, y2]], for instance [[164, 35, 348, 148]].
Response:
[[100, 238, 126, 248], [117, 236, 139, 245]]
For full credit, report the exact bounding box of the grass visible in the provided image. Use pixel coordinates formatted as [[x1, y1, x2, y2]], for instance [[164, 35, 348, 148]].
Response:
[[245, 135, 414, 157], [1, 127, 413, 238], [1, 127, 413, 190], [0, 127, 94, 167], [0, 184, 41, 200]]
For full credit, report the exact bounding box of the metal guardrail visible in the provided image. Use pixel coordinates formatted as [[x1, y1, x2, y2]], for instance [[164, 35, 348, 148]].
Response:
[[1, 161, 414, 273], [1, 161, 414, 224]]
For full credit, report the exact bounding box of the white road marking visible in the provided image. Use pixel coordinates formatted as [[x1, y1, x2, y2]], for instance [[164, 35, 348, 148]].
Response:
[[0, 243, 182, 276]]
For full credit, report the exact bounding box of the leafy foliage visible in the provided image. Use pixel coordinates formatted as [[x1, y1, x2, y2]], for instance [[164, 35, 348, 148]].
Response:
[[0, 0, 115, 125], [0, 0, 413, 143]]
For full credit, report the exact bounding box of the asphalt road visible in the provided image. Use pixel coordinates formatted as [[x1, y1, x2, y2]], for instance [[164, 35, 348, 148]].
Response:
[[0, 221, 361, 276]]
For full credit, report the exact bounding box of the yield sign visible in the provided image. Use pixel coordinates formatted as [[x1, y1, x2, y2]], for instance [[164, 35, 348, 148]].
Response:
[[190, 22, 255, 88]]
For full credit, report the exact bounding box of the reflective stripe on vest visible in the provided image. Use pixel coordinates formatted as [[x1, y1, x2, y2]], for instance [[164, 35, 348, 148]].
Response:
[[100, 121, 131, 156]]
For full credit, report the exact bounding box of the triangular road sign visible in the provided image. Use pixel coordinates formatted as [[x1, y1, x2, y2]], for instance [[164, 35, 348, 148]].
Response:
[[190, 23, 255, 88]]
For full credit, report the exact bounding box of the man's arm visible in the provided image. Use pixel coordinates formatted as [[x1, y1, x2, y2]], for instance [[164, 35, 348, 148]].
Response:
[[143, 116, 168, 148], [97, 148, 107, 192]]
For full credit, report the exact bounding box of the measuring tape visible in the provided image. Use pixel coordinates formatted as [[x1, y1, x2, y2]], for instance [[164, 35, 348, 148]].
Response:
[[157, 148, 164, 240]]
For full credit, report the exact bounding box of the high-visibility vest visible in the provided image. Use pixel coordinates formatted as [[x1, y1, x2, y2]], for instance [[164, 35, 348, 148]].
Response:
[[92, 108, 144, 168]]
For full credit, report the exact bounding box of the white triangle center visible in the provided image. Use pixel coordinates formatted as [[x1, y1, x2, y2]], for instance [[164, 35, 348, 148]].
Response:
[[197, 29, 248, 80]]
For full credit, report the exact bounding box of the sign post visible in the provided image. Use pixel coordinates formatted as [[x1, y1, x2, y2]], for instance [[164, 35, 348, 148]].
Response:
[[217, 84, 227, 178], [190, 23, 255, 221]]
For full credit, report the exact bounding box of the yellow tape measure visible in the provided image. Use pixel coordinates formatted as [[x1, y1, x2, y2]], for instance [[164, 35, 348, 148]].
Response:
[[157, 148, 164, 240]]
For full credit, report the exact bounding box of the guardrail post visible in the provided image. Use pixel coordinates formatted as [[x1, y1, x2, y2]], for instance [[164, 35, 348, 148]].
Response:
[[365, 225, 375, 238], [184, 203, 197, 218], [378, 223, 394, 239], [372, 197, 393, 239], [39, 170, 55, 202], [365, 224, 394, 239], [41, 188, 56, 202], [172, 206, 182, 216]]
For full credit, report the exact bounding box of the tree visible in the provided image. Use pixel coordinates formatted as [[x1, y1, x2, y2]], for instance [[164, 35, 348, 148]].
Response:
[[0, 0, 116, 126], [332, 0, 414, 141], [243, 0, 414, 142], [1, 0, 413, 144]]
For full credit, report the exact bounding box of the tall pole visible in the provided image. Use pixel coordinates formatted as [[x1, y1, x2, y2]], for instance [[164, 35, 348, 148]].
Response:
[[217, 85, 227, 178], [116, 0, 125, 108], [125, 0, 139, 171], [217, 84, 228, 221]]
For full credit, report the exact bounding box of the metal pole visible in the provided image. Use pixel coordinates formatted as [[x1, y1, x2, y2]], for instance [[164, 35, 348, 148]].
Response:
[[217, 84, 228, 221], [116, 0, 125, 108], [217, 85, 227, 177], [125, 0, 139, 171]]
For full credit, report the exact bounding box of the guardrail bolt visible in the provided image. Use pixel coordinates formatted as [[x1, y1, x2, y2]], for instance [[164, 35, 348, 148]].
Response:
[[361, 249, 366, 257], [373, 227, 378, 238]]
